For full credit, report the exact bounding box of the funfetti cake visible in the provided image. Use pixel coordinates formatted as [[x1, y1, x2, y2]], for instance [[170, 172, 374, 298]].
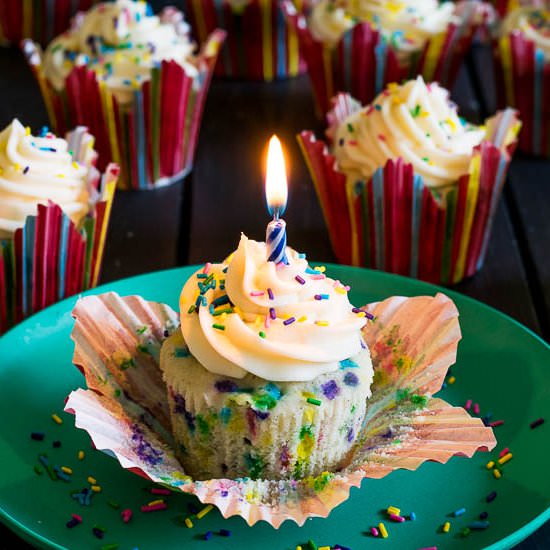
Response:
[[160, 234, 373, 480]]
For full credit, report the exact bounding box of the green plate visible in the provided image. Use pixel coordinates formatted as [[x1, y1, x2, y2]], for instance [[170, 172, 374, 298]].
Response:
[[0, 266, 549, 550]]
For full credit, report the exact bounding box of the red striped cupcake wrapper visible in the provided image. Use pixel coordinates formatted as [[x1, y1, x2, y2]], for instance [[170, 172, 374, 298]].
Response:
[[489, 0, 546, 18], [494, 29, 550, 157], [22, 28, 226, 190], [185, 0, 306, 81], [0, 130, 118, 335], [298, 94, 521, 285], [0, 0, 96, 46], [283, 0, 490, 116]]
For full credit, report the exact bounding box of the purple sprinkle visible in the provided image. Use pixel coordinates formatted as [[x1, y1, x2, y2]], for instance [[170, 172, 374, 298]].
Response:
[[479, 511, 489, 520], [23, 166, 29, 174], [295, 275, 305, 285], [220, 490, 228, 497], [220, 529, 231, 536], [283, 317, 296, 326], [486, 491, 497, 503], [267, 288, 274, 300], [346, 427, 355, 442], [130, 424, 164, 466], [92, 527, 104, 539], [66, 518, 79, 528], [215, 380, 239, 393], [253, 409, 270, 420], [321, 380, 340, 400], [204, 531, 212, 540], [53, 440, 61, 448], [269, 307, 276, 320], [343, 372, 359, 387], [31, 432, 45, 441], [352, 307, 362, 313], [530, 418, 545, 429]]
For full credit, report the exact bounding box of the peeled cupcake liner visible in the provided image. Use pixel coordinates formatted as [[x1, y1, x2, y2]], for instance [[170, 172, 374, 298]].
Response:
[[184, 0, 307, 81], [22, 27, 226, 190], [494, 28, 550, 157], [283, 1, 491, 116], [0, 0, 96, 47], [0, 130, 118, 335], [65, 290, 496, 527], [298, 94, 521, 285]]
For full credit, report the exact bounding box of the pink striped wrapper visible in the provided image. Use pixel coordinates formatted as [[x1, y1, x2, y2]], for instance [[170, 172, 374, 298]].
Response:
[[65, 291, 495, 527], [22, 27, 226, 190], [0, 0, 96, 46], [0, 128, 118, 335], [298, 94, 521, 285], [184, 0, 306, 81], [283, 1, 491, 116]]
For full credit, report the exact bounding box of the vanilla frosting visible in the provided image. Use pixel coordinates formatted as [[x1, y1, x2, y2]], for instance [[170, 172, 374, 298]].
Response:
[[333, 76, 486, 187], [501, 7, 550, 58], [43, 0, 198, 104], [180, 235, 368, 381], [0, 119, 96, 236], [309, 0, 456, 53]]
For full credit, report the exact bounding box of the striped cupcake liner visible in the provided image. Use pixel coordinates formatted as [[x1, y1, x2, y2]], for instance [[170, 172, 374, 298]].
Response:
[[0, 0, 96, 46], [283, 1, 489, 116], [65, 291, 495, 527], [298, 94, 520, 285], [184, 0, 305, 81], [0, 128, 118, 335], [22, 28, 225, 190]]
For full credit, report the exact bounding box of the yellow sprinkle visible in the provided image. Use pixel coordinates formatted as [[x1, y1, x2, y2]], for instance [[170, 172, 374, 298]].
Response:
[[52, 414, 62, 425], [314, 265, 326, 272], [56, 173, 65, 178], [282, 313, 291, 320], [420, 111, 430, 118], [334, 287, 347, 294], [493, 469, 502, 479], [87, 476, 97, 484], [445, 118, 457, 131], [0, 168, 3, 175], [61, 466, 73, 475], [220, 313, 227, 321], [233, 306, 242, 316], [297, 316, 307, 323], [387, 506, 400, 516], [91, 485, 102, 492], [498, 452, 513, 465], [14, 163, 21, 171], [72, 161, 79, 170], [78, 450, 85, 460], [319, 547, 331, 550], [387, 82, 399, 91], [196, 504, 213, 519], [302, 391, 315, 399], [486, 460, 495, 469], [296, 547, 302, 550], [356, 311, 366, 317], [379, 522, 388, 538], [316, 321, 329, 326], [448, 376, 456, 385], [391, 96, 403, 105], [148, 499, 164, 506], [443, 521, 451, 533], [25, 126, 31, 136], [185, 517, 194, 528]]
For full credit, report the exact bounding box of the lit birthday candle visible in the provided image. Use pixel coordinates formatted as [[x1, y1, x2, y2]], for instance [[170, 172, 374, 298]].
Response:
[[265, 135, 288, 264]]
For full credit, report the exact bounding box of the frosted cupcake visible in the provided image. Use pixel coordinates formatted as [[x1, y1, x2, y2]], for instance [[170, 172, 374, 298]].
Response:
[[494, 7, 550, 156], [160, 234, 373, 480], [298, 77, 520, 284], [0, 119, 117, 333], [23, 0, 225, 189], [284, 0, 487, 114]]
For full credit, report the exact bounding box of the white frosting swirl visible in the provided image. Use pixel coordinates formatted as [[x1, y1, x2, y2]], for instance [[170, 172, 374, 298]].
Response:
[[179, 234, 367, 381], [309, 0, 456, 54], [0, 119, 96, 236], [43, 0, 198, 104], [333, 76, 485, 187], [501, 8, 550, 59]]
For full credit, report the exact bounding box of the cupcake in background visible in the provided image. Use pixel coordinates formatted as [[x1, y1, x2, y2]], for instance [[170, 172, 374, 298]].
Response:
[[298, 77, 520, 284], [0, 119, 117, 334], [23, 0, 225, 190], [184, 0, 305, 81], [490, 0, 546, 18], [0, 0, 96, 46], [283, 0, 489, 115], [494, 6, 550, 156]]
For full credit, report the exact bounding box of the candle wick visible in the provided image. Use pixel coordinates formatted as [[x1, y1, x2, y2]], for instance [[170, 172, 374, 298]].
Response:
[[272, 207, 280, 221]]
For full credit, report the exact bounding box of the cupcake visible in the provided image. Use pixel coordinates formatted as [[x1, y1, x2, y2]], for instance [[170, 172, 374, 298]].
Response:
[[23, 0, 225, 190], [0, 0, 96, 47], [161, 234, 373, 480], [283, 0, 488, 114], [298, 77, 520, 284], [184, 0, 305, 81], [0, 119, 117, 334], [494, 6, 550, 156]]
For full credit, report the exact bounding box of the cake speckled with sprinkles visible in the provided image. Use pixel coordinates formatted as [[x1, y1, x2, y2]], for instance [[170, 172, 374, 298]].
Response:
[[161, 234, 373, 480]]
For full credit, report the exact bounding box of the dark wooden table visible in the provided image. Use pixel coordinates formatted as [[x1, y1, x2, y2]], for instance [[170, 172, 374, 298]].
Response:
[[0, 43, 548, 549]]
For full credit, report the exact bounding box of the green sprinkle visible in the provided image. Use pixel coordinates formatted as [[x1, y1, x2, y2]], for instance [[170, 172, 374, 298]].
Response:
[[347, 123, 354, 133], [187, 305, 196, 314], [196, 273, 208, 279], [258, 331, 266, 338], [422, 157, 429, 162], [101, 545, 119, 550], [411, 104, 421, 117], [108, 501, 120, 509], [114, 389, 121, 397], [306, 397, 322, 406], [34, 465, 43, 475], [426, 132, 431, 138], [462, 527, 471, 537], [136, 326, 148, 334], [212, 324, 226, 331], [212, 307, 233, 316], [411, 394, 428, 407], [118, 358, 135, 370], [308, 540, 318, 550], [136, 344, 150, 354]]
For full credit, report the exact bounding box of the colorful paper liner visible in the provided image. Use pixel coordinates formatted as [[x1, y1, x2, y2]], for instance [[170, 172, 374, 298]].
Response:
[[0, 0, 96, 46], [67, 291, 495, 527], [184, 0, 306, 81], [283, 1, 489, 116], [22, 29, 226, 190], [489, 0, 546, 18], [494, 30, 550, 157], [298, 97, 520, 285], [0, 165, 118, 335]]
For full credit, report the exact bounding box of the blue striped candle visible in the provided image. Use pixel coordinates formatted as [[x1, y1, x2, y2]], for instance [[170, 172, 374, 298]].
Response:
[[266, 218, 287, 263]]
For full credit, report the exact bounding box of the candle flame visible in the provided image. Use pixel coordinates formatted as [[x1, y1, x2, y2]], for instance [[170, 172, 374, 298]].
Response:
[[265, 135, 287, 217]]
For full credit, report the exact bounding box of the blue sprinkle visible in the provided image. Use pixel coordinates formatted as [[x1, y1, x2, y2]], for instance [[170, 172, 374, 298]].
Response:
[[215, 380, 239, 393], [219, 529, 231, 537], [264, 383, 282, 400], [409, 511, 416, 521], [203, 531, 212, 540], [343, 372, 359, 387], [220, 407, 232, 424], [340, 358, 359, 369], [174, 347, 190, 358], [469, 521, 490, 530], [453, 507, 466, 517]]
